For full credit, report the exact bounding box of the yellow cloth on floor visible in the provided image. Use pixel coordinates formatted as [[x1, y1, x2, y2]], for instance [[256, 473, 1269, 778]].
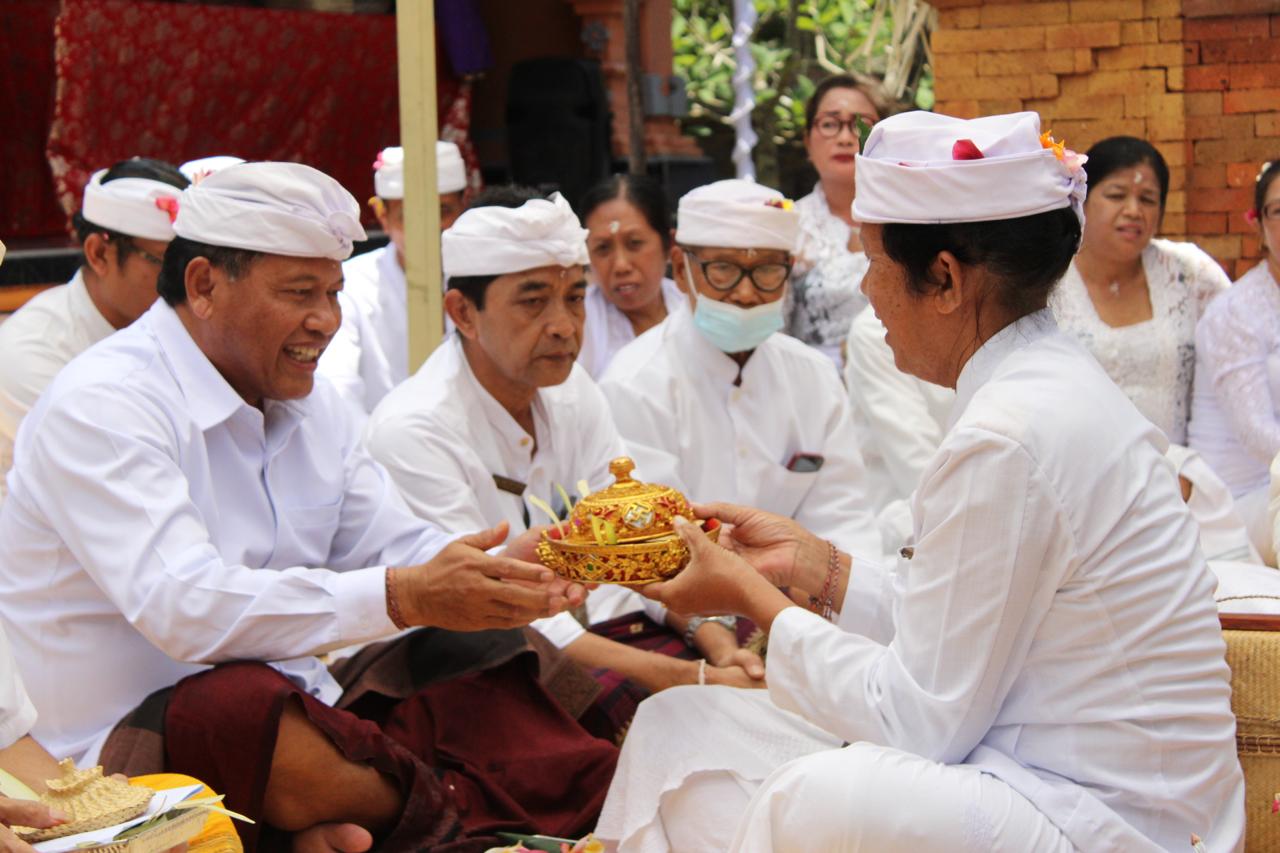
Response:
[[129, 774, 242, 853]]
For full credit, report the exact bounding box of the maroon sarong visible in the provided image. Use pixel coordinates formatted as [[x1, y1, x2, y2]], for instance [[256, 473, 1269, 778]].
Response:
[[163, 654, 617, 852]]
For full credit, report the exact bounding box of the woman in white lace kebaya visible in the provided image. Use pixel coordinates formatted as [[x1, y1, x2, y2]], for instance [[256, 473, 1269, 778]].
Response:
[[786, 75, 885, 367], [1192, 161, 1280, 558], [1050, 137, 1230, 446]]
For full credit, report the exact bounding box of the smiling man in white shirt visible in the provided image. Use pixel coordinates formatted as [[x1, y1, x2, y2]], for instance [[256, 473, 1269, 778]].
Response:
[[0, 162, 615, 853], [599, 179, 883, 561], [0, 157, 188, 500]]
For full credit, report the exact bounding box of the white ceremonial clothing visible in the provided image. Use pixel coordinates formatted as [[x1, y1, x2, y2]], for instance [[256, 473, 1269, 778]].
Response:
[[599, 310, 1244, 853], [577, 277, 686, 378], [1189, 261, 1280, 498], [0, 272, 116, 501], [0, 301, 452, 762], [319, 245, 408, 414], [843, 305, 953, 547], [1051, 239, 1229, 444], [0, 620, 37, 751], [364, 334, 640, 648], [845, 304, 1255, 562], [599, 308, 883, 560], [786, 182, 870, 367]]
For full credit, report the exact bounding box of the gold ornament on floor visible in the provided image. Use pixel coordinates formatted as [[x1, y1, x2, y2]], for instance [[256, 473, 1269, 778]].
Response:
[[535, 457, 720, 586], [13, 759, 153, 842]]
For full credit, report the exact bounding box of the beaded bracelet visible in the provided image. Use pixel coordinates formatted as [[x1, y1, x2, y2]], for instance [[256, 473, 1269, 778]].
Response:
[[817, 541, 841, 622], [386, 567, 410, 630]]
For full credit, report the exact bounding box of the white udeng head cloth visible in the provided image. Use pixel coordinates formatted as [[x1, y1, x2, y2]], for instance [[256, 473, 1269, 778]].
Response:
[[179, 156, 246, 184], [442, 192, 588, 278], [81, 169, 185, 242], [173, 161, 366, 261], [437, 142, 467, 194], [675, 179, 798, 251], [853, 111, 1087, 226], [373, 143, 468, 198]]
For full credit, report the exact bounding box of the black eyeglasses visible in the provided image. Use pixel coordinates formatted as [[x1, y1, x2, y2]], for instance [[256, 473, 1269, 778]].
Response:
[[811, 113, 876, 140], [102, 233, 164, 267], [686, 253, 792, 293], [1262, 201, 1280, 222]]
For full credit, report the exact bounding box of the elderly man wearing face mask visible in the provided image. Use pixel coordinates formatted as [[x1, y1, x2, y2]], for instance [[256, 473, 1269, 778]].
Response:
[[598, 180, 883, 562]]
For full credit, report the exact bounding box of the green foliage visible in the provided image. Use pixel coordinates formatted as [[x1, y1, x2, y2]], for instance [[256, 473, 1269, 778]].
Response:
[[672, 0, 935, 180]]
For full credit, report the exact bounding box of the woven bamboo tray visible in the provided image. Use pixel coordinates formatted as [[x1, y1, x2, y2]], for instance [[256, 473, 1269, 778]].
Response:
[[1222, 614, 1280, 851], [39, 804, 208, 853]]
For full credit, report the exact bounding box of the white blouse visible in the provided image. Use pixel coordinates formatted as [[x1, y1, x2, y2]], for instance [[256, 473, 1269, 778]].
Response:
[[1050, 238, 1229, 443], [786, 183, 870, 367], [1189, 261, 1280, 497], [578, 277, 686, 379]]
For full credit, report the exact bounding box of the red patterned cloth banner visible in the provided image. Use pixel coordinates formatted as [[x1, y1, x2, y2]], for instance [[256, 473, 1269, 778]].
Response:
[[0, 1, 64, 239], [45, 0, 481, 234]]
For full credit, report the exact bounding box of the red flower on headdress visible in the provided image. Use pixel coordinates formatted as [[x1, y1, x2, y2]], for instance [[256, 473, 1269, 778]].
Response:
[[952, 139, 985, 160], [154, 195, 179, 224]]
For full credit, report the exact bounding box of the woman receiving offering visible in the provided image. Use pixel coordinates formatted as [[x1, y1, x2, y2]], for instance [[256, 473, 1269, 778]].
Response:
[[595, 112, 1244, 853]]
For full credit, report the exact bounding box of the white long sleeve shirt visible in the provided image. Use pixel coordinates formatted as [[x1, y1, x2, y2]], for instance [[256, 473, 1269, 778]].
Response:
[[0, 272, 116, 500], [599, 308, 883, 561], [767, 311, 1243, 852], [0, 301, 452, 762], [0, 620, 36, 751], [319, 245, 409, 414], [364, 334, 642, 647]]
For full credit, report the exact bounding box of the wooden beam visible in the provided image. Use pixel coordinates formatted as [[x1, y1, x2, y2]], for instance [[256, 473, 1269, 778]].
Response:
[[396, 0, 442, 372]]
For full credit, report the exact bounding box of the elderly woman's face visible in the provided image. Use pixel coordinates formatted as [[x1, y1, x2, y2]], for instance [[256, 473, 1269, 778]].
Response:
[[804, 87, 879, 188], [585, 197, 669, 316], [1081, 163, 1161, 262], [859, 224, 949, 385]]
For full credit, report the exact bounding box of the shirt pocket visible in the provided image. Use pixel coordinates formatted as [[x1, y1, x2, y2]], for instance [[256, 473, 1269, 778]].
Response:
[[275, 501, 344, 566]]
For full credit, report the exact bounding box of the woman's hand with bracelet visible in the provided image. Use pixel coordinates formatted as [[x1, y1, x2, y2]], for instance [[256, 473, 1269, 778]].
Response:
[[692, 502, 833, 594]]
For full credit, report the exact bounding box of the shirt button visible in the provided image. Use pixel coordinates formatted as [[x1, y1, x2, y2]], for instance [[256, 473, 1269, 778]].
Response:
[[519, 438, 530, 447]]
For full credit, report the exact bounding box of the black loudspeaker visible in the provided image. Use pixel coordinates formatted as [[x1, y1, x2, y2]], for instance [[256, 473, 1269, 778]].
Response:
[[505, 57, 613, 210]]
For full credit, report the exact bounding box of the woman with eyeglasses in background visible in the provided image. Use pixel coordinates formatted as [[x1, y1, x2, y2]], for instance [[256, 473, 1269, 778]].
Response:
[[1190, 160, 1280, 559], [787, 74, 887, 368]]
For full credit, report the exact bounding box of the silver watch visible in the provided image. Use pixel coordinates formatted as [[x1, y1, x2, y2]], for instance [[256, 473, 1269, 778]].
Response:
[[684, 615, 738, 648]]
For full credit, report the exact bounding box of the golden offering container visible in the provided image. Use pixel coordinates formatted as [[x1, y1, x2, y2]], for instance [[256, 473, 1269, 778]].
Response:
[[536, 457, 719, 586]]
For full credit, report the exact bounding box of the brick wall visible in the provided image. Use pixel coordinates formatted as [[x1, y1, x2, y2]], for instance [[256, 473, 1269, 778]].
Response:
[[931, 0, 1280, 278]]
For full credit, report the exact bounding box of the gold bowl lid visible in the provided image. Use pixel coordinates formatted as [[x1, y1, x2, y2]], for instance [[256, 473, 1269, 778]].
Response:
[[565, 457, 693, 545]]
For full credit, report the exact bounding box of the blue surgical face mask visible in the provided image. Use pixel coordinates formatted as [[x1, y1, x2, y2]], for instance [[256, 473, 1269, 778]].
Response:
[[686, 260, 784, 353]]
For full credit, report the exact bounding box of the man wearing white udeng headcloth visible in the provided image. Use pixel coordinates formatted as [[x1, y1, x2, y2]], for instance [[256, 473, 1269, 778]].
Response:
[[365, 187, 766, 740], [320, 142, 468, 415], [0, 162, 617, 852], [0, 157, 187, 500], [598, 179, 883, 561]]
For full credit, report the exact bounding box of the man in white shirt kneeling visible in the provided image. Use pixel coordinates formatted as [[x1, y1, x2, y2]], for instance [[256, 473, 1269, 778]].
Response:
[[0, 162, 617, 853], [365, 186, 765, 742]]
